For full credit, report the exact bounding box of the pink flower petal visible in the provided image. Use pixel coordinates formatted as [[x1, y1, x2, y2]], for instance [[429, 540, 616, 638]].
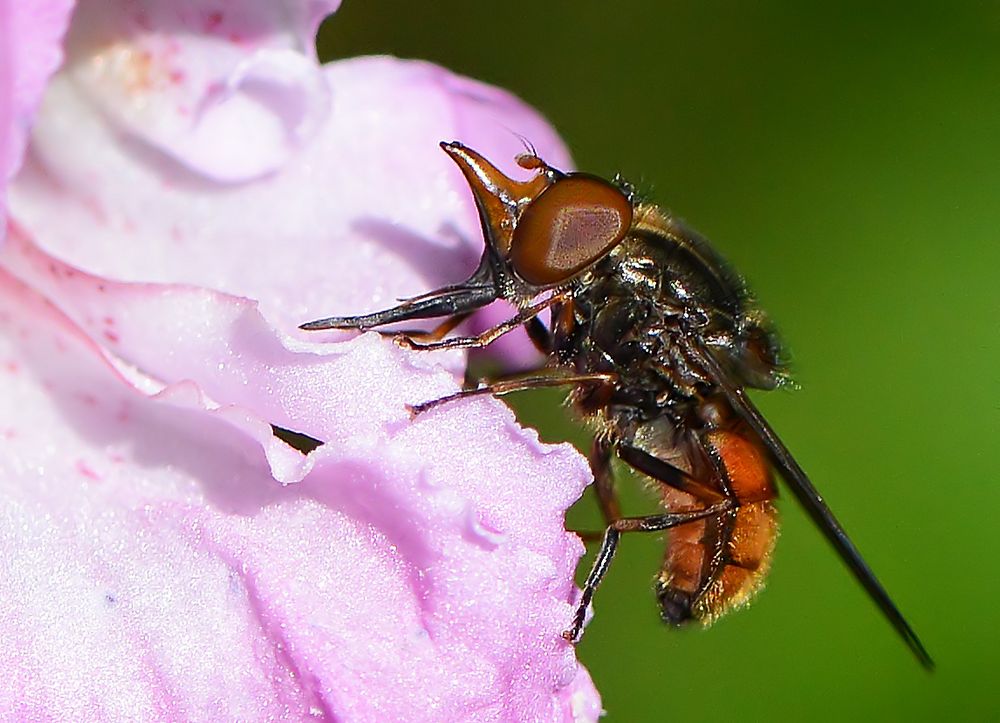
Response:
[[0, 0, 75, 240], [60, 0, 340, 181], [11, 55, 571, 364], [3, 2, 600, 717], [1, 228, 600, 720]]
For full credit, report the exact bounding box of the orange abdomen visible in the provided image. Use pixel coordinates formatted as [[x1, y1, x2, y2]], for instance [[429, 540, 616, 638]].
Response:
[[657, 428, 779, 626]]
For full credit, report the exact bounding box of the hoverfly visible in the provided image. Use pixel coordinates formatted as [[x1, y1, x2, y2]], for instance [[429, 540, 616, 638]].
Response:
[[301, 142, 933, 669]]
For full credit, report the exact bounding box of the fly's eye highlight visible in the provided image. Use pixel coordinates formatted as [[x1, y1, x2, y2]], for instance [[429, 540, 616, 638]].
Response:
[[509, 174, 633, 286]]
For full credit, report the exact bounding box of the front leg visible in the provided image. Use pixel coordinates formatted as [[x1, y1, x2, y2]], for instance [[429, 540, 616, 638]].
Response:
[[396, 292, 568, 351], [375, 312, 471, 343]]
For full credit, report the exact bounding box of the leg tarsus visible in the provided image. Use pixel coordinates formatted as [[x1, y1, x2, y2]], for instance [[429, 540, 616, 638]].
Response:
[[564, 527, 620, 642]]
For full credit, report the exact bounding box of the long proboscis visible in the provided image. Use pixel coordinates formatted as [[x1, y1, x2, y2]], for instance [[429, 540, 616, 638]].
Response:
[[299, 283, 497, 331], [691, 341, 934, 671]]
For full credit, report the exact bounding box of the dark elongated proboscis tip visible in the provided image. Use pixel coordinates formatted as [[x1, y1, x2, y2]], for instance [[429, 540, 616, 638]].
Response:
[[299, 281, 500, 333], [299, 317, 357, 331]]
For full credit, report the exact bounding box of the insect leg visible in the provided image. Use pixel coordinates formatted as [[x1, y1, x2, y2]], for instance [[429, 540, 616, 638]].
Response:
[[617, 443, 726, 503], [375, 312, 472, 343], [590, 436, 621, 524], [568, 438, 620, 544], [563, 504, 731, 643], [408, 372, 615, 416], [396, 292, 568, 351], [524, 315, 553, 354]]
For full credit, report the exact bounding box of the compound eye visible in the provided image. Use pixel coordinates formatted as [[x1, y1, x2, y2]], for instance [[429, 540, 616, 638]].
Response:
[[509, 174, 633, 286]]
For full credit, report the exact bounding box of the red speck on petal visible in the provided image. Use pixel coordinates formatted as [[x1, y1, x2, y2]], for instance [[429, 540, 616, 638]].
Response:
[[114, 402, 131, 424], [104, 330, 120, 343], [103, 316, 115, 326], [78, 393, 99, 407], [2, 429, 16, 440], [205, 11, 224, 32], [169, 68, 186, 85], [3, 361, 18, 374], [76, 459, 103, 482]]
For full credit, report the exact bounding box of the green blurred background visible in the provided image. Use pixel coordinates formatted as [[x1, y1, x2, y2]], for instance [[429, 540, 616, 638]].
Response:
[[318, 2, 998, 720]]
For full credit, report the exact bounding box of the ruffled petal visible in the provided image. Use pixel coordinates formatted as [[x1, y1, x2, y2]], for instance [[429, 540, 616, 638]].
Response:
[[0, 228, 599, 720], [0, 0, 75, 240], [3, 2, 599, 718], [60, 0, 340, 181], [11, 55, 570, 363]]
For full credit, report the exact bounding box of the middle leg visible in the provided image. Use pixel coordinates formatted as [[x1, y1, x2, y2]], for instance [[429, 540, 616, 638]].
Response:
[[408, 372, 615, 415]]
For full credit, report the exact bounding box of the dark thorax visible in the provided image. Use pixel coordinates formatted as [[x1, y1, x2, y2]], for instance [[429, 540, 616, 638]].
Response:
[[555, 204, 782, 437]]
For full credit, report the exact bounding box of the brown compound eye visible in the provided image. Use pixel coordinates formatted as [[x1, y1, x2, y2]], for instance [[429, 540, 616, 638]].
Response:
[[509, 174, 633, 286]]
